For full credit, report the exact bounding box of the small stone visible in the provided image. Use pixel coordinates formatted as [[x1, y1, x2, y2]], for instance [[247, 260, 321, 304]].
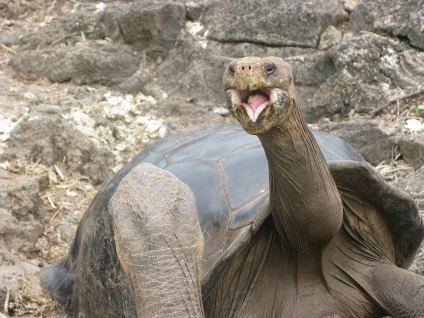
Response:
[[383, 126, 398, 136], [399, 134, 424, 169], [318, 25, 343, 50], [343, 0, 362, 11], [213, 107, 230, 116], [115, 144, 126, 152], [404, 119, 424, 134], [23, 92, 36, 100]]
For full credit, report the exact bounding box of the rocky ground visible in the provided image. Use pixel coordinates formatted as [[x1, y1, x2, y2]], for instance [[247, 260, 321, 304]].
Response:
[[0, 0, 423, 317]]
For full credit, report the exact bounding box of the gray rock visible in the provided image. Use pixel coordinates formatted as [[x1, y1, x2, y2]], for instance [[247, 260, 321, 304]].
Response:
[[0, 3, 106, 49], [0, 246, 42, 310], [117, 68, 151, 94], [304, 68, 387, 122], [318, 25, 343, 50], [5, 1, 185, 61], [201, 0, 347, 48], [155, 31, 231, 103], [286, 51, 336, 87], [328, 120, 393, 165], [9, 42, 141, 86], [102, 1, 185, 58], [304, 33, 424, 121], [156, 31, 339, 110], [186, 0, 216, 21], [136, 97, 225, 134], [333, 34, 424, 89], [206, 41, 317, 60], [0, 169, 49, 253], [157, 29, 423, 124], [399, 134, 424, 169], [156, 32, 334, 104], [3, 109, 115, 185], [16, 10, 105, 50], [349, 0, 424, 50]]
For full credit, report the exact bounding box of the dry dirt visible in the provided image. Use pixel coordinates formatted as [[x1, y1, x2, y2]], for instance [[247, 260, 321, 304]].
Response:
[[0, 1, 423, 318]]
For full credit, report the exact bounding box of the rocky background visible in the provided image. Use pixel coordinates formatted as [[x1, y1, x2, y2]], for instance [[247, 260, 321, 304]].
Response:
[[0, 0, 423, 317]]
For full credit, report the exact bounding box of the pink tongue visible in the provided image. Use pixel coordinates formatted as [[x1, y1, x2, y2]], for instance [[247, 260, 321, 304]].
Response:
[[248, 94, 268, 108], [243, 94, 269, 122]]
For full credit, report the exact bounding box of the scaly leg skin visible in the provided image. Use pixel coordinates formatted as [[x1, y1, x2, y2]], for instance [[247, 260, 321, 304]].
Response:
[[109, 163, 205, 318], [368, 265, 424, 318]]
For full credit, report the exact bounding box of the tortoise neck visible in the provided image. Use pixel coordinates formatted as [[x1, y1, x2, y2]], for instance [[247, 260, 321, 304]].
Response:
[[258, 106, 343, 254]]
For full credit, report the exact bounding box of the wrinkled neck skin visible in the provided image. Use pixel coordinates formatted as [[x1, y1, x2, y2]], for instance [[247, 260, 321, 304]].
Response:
[[258, 104, 343, 258]]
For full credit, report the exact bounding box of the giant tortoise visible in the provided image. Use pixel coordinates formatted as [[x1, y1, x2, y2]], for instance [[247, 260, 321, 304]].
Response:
[[43, 57, 424, 317]]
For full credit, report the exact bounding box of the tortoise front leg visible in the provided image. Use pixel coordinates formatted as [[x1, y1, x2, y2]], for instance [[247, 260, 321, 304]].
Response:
[[109, 163, 205, 318], [367, 264, 424, 317]]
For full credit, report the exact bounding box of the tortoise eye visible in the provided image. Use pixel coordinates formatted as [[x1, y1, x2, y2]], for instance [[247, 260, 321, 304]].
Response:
[[265, 63, 276, 76]]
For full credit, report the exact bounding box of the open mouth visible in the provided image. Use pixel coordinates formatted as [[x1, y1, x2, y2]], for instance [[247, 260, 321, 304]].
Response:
[[227, 88, 280, 122]]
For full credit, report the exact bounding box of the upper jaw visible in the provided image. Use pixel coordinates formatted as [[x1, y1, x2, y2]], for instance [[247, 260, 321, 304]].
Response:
[[226, 87, 284, 123]]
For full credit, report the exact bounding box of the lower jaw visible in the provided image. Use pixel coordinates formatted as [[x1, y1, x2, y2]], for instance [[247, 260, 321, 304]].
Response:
[[230, 103, 277, 135], [246, 123, 275, 135], [235, 115, 272, 135]]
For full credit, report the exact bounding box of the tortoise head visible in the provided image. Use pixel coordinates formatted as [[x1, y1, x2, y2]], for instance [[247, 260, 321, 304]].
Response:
[[224, 56, 295, 135]]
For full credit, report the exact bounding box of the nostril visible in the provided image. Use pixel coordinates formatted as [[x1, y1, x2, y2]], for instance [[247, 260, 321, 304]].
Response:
[[240, 65, 252, 72]]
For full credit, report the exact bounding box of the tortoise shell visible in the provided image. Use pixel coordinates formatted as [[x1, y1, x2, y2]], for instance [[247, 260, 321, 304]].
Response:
[[43, 124, 423, 316]]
